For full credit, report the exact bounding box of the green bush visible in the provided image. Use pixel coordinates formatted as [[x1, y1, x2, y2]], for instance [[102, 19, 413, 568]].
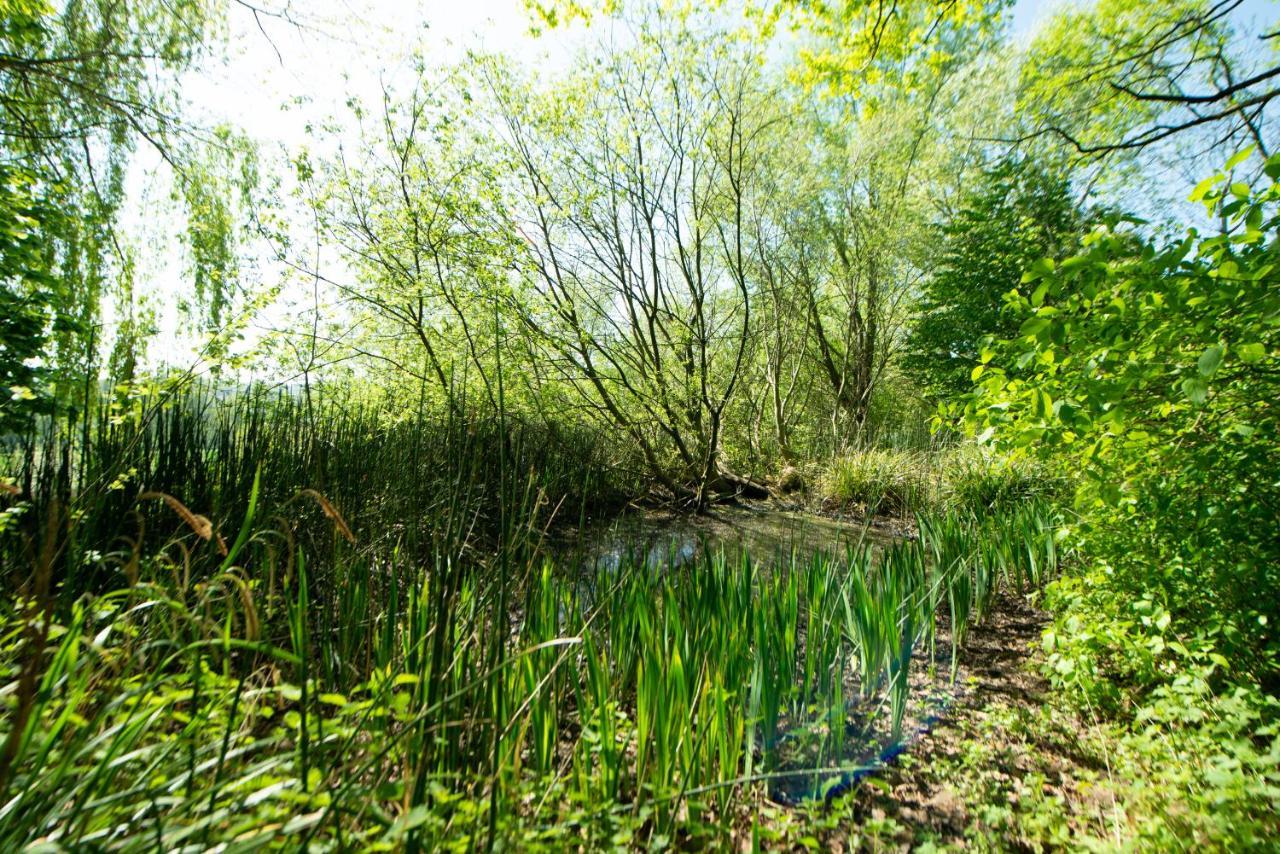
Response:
[[963, 150, 1280, 681], [960, 153, 1280, 849]]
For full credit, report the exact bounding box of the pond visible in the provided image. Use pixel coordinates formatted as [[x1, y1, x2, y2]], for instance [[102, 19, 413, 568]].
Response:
[[556, 500, 907, 573]]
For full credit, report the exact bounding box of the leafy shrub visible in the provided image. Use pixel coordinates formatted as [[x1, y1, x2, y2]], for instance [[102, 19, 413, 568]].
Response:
[[962, 149, 1280, 677], [962, 152, 1280, 849]]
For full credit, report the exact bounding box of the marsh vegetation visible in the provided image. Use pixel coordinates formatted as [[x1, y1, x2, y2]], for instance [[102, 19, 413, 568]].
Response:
[[0, 387, 1066, 848]]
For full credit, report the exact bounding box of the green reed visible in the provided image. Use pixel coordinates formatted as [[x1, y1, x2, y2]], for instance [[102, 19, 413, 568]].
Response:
[[0, 386, 1064, 849]]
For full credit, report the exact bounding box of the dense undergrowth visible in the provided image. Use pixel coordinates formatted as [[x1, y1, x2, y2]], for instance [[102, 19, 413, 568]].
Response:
[[0, 385, 629, 596], [950, 156, 1280, 848]]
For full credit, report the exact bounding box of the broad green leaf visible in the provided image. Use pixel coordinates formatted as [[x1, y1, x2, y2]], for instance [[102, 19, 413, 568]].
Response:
[[1225, 147, 1255, 170], [1237, 342, 1265, 363], [1189, 173, 1223, 202], [1031, 257, 1055, 277], [1021, 316, 1050, 337], [1031, 282, 1049, 307], [1197, 345, 1223, 377], [1182, 377, 1208, 405], [1265, 153, 1280, 180]]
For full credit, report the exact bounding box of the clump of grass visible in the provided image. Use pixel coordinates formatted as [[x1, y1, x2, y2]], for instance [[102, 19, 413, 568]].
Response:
[[821, 446, 1062, 517], [940, 447, 1058, 513], [822, 449, 934, 515]]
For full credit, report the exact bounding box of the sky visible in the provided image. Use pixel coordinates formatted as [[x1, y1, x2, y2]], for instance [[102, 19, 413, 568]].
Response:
[[186, 0, 569, 152], [191, 0, 1071, 153]]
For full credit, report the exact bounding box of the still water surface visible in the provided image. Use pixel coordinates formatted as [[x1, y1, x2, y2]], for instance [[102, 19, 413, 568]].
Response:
[[560, 501, 902, 572]]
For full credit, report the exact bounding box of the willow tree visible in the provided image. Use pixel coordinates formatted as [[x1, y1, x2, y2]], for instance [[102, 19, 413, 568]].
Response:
[[0, 0, 261, 413], [489, 20, 781, 504]]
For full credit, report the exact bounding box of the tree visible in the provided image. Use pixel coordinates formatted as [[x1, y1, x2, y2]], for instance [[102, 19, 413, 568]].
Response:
[[731, 145, 821, 466], [295, 73, 517, 414], [799, 104, 936, 445], [904, 156, 1088, 397], [762, 44, 996, 450], [726, 0, 1009, 451], [1018, 0, 1279, 165], [0, 0, 264, 396], [489, 19, 778, 504]]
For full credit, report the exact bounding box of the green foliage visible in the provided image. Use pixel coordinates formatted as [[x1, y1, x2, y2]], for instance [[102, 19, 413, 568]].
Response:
[[298, 73, 517, 413], [904, 156, 1089, 397], [779, 0, 1008, 98], [0, 164, 62, 430], [958, 151, 1280, 847], [963, 150, 1280, 681], [0, 0, 256, 393], [1119, 675, 1280, 848], [852, 683, 1280, 850]]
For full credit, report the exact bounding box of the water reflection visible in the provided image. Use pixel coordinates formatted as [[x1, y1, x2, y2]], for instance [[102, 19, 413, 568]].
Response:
[[558, 501, 901, 573]]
